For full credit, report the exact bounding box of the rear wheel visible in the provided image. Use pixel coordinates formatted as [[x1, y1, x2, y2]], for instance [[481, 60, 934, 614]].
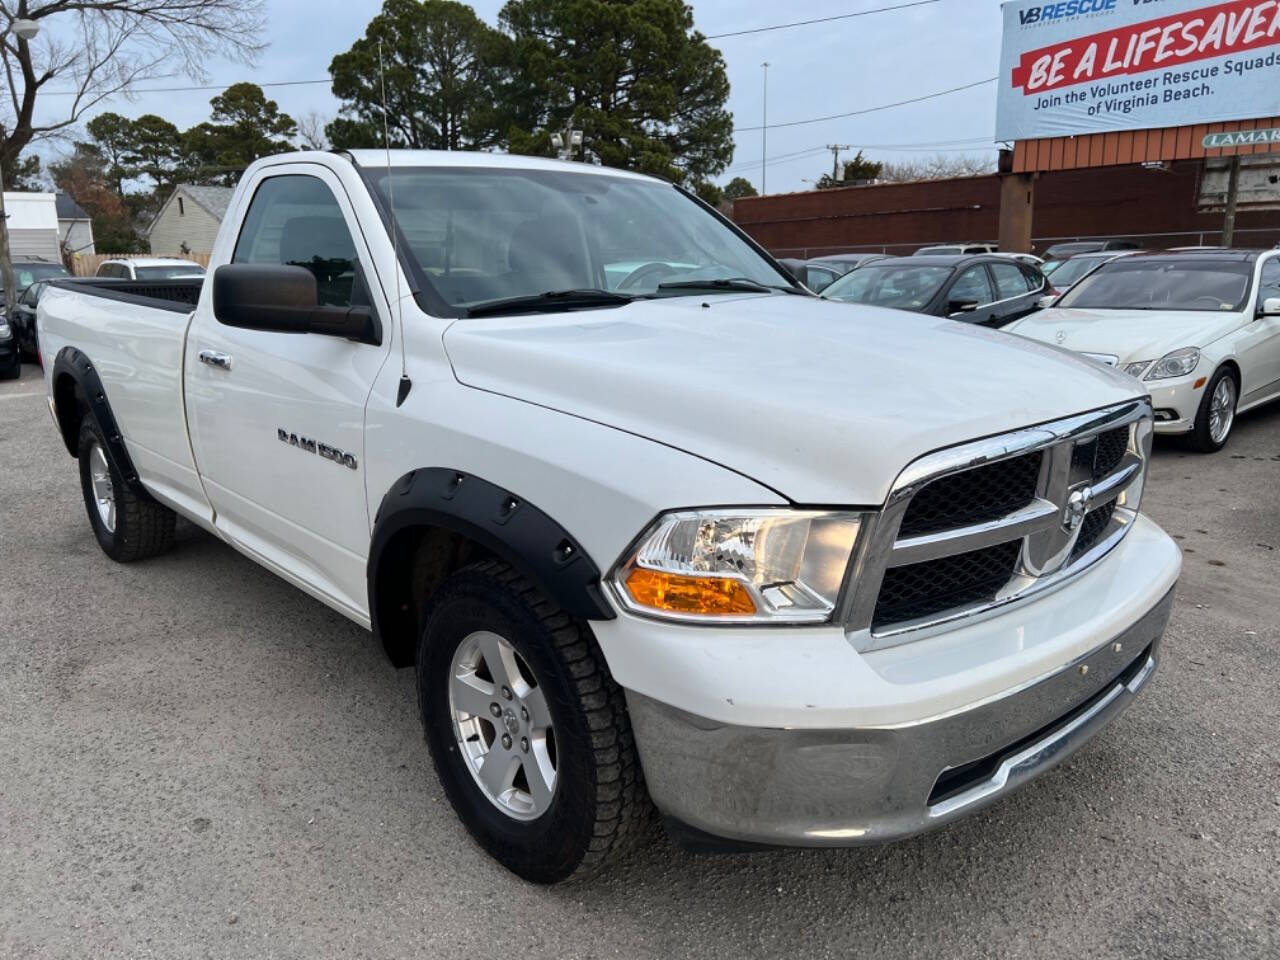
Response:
[[417, 560, 649, 883], [77, 418, 176, 561], [0, 351, 19, 380], [1189, 367, 1237, 453]]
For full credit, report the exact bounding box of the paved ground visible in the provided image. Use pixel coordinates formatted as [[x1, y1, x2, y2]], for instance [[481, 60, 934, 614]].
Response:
[[1, 360, 1277, 960]]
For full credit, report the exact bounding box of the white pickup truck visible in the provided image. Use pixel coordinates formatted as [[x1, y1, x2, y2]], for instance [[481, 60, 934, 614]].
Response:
[[39, 150, 1181, 883]]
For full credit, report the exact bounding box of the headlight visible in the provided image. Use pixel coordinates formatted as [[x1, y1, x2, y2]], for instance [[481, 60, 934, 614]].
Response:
[[0, 321, 11, 340], [1144, 347, 1200, 380], [1122, 360, 1152, 379], [612, 509, 862, 623]]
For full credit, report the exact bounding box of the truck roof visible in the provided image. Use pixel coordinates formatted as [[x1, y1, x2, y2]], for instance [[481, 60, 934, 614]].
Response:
[[340, 149, 661, 183]]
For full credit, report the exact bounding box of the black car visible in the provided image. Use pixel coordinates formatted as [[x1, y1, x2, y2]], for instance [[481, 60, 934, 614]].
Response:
[[0, 312, 18, 379], [8, 279, 52, 361], [0, 258, 69, 309], [801, 253, 889, 292], [821, 254, 1049, 328]]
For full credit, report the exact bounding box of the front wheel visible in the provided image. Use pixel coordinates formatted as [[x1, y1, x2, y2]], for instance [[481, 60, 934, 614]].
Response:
[[417, 561, 649, 883], [1189, 366, 1237, 453]]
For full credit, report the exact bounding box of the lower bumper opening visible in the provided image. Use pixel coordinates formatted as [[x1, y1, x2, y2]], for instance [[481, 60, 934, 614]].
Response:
[[927, 642, 1154, 807]]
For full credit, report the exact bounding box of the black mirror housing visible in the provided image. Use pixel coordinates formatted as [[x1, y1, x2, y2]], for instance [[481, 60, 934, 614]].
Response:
[[212, 264, 381, 345]]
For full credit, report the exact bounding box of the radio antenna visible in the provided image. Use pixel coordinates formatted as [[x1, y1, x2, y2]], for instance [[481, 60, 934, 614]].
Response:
[[379, 39, 411, 407]]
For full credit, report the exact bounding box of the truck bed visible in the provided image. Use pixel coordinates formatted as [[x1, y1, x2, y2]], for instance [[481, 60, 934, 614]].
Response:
[[48, 276, 203, 312]]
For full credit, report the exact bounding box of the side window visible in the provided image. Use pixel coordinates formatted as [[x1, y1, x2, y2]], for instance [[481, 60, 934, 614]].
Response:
[[233, 175, 362, 308], [991, 261, 1031, 299], [949, 266, 995, 307], [1259, 258, 1280, 306], [1020, 265, 1046, 292]]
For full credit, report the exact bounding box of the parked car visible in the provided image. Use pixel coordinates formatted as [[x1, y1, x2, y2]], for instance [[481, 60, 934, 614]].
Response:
[[0, 313, 18, 379], [912, 242, 998, 256], [1007, 249, 1280, 452], [95, 257, 206, 280], [0, 258, 69, 308], [992, 252, 1044, 267], [39, 149, 1179, 883], [8, 279, 53, 360], [1042, 239, 1141, 259], [822, 254, 1049, 327], [798, 253, 889, 292], [1040, 250, 1142, 301]]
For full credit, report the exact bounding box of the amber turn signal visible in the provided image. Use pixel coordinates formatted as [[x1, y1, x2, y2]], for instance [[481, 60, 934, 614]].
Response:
[[624, 568, 757, 616]]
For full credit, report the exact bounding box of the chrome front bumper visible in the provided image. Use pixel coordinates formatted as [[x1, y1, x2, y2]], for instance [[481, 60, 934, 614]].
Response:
[[629, 587, 1174, 849]]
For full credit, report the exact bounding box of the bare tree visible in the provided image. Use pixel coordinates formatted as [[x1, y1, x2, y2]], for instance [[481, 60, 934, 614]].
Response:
[[296, 111, 330, 151], [0, 0, 267, 175], [878, 153, 998, 183]]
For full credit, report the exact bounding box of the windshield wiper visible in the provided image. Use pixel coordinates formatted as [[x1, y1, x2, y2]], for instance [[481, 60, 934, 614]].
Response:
[[466, 289, 636, 318], [655, 277, 809, 296]]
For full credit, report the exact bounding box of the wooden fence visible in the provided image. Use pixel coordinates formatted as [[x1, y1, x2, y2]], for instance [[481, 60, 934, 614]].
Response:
[[69, 253, 212, 277]]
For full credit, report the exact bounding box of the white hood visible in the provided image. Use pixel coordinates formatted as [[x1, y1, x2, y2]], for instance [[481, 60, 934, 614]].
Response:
[[1007, 307, 1243, 364], [443, 295, 1145, 505]]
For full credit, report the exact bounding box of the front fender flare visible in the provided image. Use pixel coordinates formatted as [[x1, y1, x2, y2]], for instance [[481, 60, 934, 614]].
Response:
[[368, 468, 616, 662]]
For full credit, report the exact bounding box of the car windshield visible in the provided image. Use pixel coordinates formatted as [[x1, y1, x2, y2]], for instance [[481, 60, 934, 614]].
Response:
[[823, 263, 952, 310], [364, 167, 795, 312], [11, 262, 68, 291], [1045, 256, 1111, 289], [1057, 259, 1253, 312], [136, 264, 204, 279]]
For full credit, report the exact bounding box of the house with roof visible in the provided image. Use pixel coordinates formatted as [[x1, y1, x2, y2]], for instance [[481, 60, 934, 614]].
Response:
[[147, 184, 235, 256], [56, 193, 95, 257]]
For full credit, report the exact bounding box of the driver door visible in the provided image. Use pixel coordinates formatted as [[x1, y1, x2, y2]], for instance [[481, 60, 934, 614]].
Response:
[[186, 167, 394, 620], [1242, 256, 1280, 406]]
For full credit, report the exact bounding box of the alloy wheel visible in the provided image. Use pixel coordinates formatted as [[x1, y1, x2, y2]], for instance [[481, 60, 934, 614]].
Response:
[[88, 441, 116, 533], [1208, 376, 1236, 445], [448, 630, 557, 821]]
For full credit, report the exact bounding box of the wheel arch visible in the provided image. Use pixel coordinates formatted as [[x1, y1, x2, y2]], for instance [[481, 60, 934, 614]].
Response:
[[51, 346, 152, 500], [368, 468, 615, 668]]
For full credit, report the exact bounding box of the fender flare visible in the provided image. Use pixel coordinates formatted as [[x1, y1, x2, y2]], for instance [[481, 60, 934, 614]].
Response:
[[368, 468, 616, 662], [51, 346, 154, 501]]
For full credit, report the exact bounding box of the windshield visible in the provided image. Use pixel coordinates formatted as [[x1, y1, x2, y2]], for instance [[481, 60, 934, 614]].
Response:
[[136, 264, 204, 279], [1045, 256, 1110, 289], [9, 262, 68, 291], [823, 263, 952, 310], [365, 167, 794, 312], [1057, 259, 1253, 312]]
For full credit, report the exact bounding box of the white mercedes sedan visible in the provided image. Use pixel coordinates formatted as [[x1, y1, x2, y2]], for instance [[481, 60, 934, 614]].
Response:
[[1006, 250, 1280, 452]]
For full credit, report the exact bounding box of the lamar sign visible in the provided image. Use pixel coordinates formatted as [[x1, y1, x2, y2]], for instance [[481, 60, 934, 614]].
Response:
[[997, 0, 1280, 140], [1202, 126, 1280, 146]]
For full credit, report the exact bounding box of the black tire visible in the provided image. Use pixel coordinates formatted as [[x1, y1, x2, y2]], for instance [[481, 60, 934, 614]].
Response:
[[1188, 366, 1237, 453], [77, 417, 176, 562], [417, 560, 649, 883], [0, 353, 19, 380]]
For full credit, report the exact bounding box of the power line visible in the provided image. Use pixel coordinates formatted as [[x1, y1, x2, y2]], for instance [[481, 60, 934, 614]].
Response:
[[40, 78, 331, 97], [705, 1, 942, 40], [735, 77, 997, 132]]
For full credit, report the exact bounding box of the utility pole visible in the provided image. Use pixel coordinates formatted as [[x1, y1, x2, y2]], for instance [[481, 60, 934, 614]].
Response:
[[1222, 156, 1241, 247], [761, 62, 770, 195], [0, 19, 41, 311], [827, 144, 853, 182]]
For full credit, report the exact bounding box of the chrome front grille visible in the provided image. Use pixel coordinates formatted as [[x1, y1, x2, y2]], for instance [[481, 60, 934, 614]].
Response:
[[841, 400, 1153, 651]]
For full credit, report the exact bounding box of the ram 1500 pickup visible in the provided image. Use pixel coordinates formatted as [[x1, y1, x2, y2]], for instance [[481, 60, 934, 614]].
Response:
[[39, 150, 1181, 883]]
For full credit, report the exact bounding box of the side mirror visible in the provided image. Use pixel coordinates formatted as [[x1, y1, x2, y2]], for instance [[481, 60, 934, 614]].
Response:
[[212, 264, 381, 345], [948, 299, 979, 315], [1262, 296, 1280, 317]]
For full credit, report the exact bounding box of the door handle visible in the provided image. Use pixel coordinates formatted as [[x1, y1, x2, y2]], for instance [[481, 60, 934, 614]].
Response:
[[198, 350, 233, 371]]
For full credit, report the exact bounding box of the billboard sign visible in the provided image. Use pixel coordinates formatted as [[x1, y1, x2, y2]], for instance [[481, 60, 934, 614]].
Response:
[[997, 0, 1280, 140]]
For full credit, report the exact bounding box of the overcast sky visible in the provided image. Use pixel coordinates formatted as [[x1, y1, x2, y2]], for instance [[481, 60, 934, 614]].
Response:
[[30, 0, 1005, 195]]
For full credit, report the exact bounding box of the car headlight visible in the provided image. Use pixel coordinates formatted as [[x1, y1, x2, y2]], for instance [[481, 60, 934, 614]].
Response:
[[612, 509, 862, 623], [0, 320, 11, 340], [1122, 360, 1152, 379], [1144, 347, 1200, 380]]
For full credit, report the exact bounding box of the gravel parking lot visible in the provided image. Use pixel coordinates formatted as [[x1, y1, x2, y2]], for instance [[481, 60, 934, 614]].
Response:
[[2, 360, 1277, 960]]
